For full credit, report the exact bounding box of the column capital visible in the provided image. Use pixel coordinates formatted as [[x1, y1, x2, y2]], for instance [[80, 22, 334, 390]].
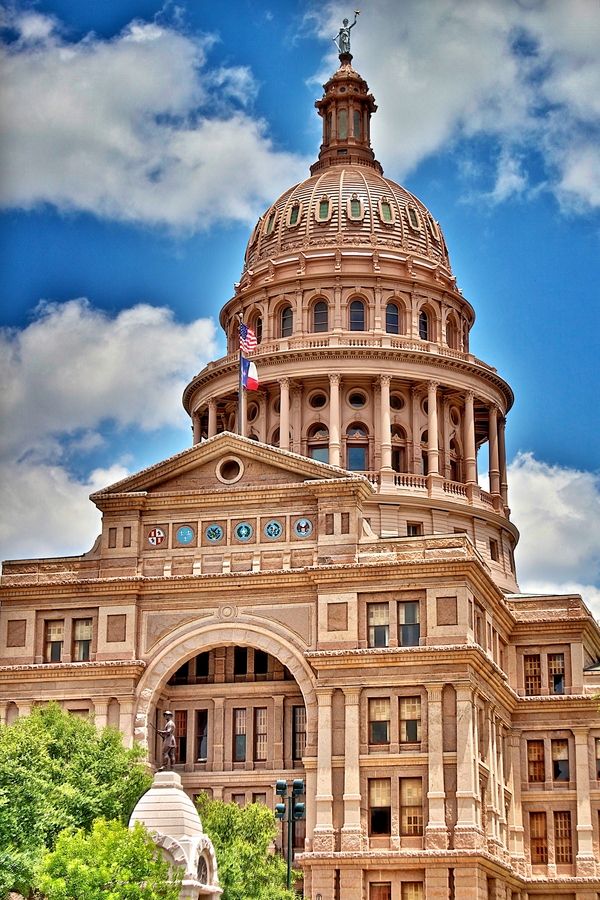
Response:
[[278, 376, 290, 388], [328, 372, 341, 385], [207, 397, 217, 409], [316, 687, 334, 705], [425, 683, 445, 702], [465, 389, 475, 402], [379, 374, 392, 387], [428, 380, 440, 392], [342, 687, 361, 705]]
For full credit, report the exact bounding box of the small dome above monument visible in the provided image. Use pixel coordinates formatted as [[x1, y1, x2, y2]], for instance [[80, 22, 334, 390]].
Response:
[[129, 770, 204, 840]]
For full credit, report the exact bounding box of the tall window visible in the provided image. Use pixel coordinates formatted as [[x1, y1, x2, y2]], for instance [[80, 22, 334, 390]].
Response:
[[418, 310, 430, 341], [401, 885, 424, 900], [73, 618, 92, 661], [529, 811, 548, 863], [391, 425, 407, 473], [353, 110, 361, 139], [292, 705, 307, 760], [175, 710, 187, 764], [254, 317, 263, 344], [370, 886, 391, 900], [527, 740, 545, 783], [386, 302, 400, 334], [234, 647, 248, 678], [197, 710, 208, 761], [399, 601, 420, 646], [368, 778, 391, 835], [524, 654, 542, 695], [551, 739, 569, 781], [554, 811, 573, 864], [196, 652, 210, 680], [307, 424, 329, 463], [280, 305, 293, 337], [349, 299, 365, 331], [548, 653, 565, 694], [313, 300, 328, 332], [289, 202, 300, 226], [369, 698, 390, 745], [400, 777, 423, 835], [254, 708, 268, 762], [45, 620, 64, 663], [346, 423, 368, 470], [233, 709, 247, 762], [446, 315, 459, 349], [368, 603, 389, 648], [399, 696, 421, 743]]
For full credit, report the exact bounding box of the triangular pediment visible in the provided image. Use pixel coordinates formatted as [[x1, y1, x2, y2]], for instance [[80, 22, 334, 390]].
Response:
[[90, 432, 368, 502]]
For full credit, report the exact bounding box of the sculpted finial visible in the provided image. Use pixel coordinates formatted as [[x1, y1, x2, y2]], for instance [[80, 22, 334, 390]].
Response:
[[333, 10, 360, 56]]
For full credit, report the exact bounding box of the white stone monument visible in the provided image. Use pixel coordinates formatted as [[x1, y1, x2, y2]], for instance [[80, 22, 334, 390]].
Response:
[[129, 771, 221, 899]]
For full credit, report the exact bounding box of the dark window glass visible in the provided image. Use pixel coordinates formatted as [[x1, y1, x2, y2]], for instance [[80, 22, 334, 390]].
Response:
[[196, 652, 209, 679], [313, 301, 328, 332], [347, 445, 367, 470], [338, 109, 348, 139], [289, 204, 300, 225], [175, 710, 187, 764], [255, 317, 262, 344], [386, 302, 399, 334], [380, 201, 392, 223], [197, 710, 208, 761], [408, 207, 420, 228], [353, 110, 361, 139], [234, 647, 248, 676], [281, 306, 293, 337], [310, 446, 329, 463], [254, 649, 268, 676], [399, 601, 420, 647], [419, 310, 429, 340], [293, 706, 307, 760], [319, 199, 329, 220], [349, 299, 365, 331], [350, 198, 361, 218], [170, 662, 189, 685]]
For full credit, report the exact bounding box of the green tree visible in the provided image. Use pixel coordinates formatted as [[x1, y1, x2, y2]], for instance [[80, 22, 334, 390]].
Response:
[[196, 795, 297, 900], [0, 703, 151, 897], [36, 818, 181, 900]]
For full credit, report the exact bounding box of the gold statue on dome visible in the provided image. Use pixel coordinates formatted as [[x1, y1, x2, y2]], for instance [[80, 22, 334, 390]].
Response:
[[333, 10, 360, 55]]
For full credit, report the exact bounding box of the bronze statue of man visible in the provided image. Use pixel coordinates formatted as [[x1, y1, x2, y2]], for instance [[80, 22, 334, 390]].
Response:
[[333, 10, 360, 55], [157, 710, 176, 770]]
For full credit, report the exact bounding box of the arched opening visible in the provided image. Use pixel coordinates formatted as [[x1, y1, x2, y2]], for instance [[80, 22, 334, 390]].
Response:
[[349, 299, 366, 332], [307, 423, 329, 462], [446, 313, 459, 350], [346, 422, 369, 470], [449, 437, 461, 482], [280, 305, 293, 338], [312, 300, 328, 333], [386, 302, 400, 335], [391, 424, 408, 473], [418, 309, 431, 341], [420, 429, 429, 476]]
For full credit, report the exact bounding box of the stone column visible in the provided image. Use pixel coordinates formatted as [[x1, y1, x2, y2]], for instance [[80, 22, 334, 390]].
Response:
[[498, 415, 509, 507], [463, 391, 477, 484], [488, 405, 501, 496], [304, 766, 317, 850], [207, 398, 217, 438], [291, 382, 303, 455], [425, 684, 448, 848], [411, 385, 421, 474], [427, 381, 440, 475], [328, 374, 341, 467], [341, 688, 362, 851], [442, 396, 451, 479], [573, 728, 595, 874], [192, 412, 201, 444], [93, 699, 109, 730], [273, 696, 285, 769], [313, 689, 335, 851], [118, 698, 135, 748], [507, 730, 525, 866], [212, 698, 225, 771], [379, 375, 392, 470], [454, 686, 480, 848], [279, 378, 290, 451]]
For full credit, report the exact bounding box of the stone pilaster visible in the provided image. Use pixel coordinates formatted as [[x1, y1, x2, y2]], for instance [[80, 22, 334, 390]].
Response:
[[454, 686, 481, 848], [573, 727, 596, 875], [328, 374, 341, 467], [427, 380, 440, 475], [425, 683, 449, 849], [313, 688, 335, 852], [340, 687, 362, 851], [279, 377, 290, 450]]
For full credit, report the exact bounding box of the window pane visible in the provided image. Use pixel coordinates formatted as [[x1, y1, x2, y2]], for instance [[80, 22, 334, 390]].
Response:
[[350, 198, 361, 218], [319, 199, 329, 220], [530, 811, 548, 863], [386, 302, 399, 334], [381, 201, 392, 222], [400, 777, 423, 835], [400, 696, 421, 743], [310, 446, 329, 463], [524, 655, 542, 696], [402, 885, 424, 900], [347, 445, 367, 470], [353, 110, 361, 139], [368, 604, 389, 648], [197, 710, 208, 760], [349, 300, 365, 331], [289, 204, 299, 225], [370, 885, 391, 900], [527, 740, 545, 782], [554, 811, 572, 863], [338, 109, 348, 139], [418, 311, 429, 340], [233, 709, 246, 762], [281, 306, 293, 337], [293, 705, 307, 760], [369, 698, 390, 744], [254, 707, 267, 761], [369, 779, 391, 835], [551, 739, 569, 781], [313, 301, 328, 332], [548, 653, 565, 694]]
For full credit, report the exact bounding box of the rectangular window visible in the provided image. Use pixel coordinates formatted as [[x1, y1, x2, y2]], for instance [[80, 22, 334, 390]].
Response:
[[398, 601, 420, 647], [529, 811, 548, 863], [234, 647, 248, 678], [347, 445, 367, 470], [196, 651, 210, 680], [548, 653, 565, 694], [551, 739, 570, 781], [44, 620, 64, 663], [368, 778, 391, 835], [254, 707, 268, 762], [341, 512, 350, 533], [554, 811, 573, 864], [196, 709, 208, 761], [489, 538, 499, 561], [174, 710, 187, 764], [526, 740, 545, 783], [108, 527, 117, 548], [233, 708, 246, 762], [123, 525, 132, 547], [289, 204, 299, 226], [292, 705, 307, 760], [401, 885, 424, 900], [254, 649, 269, 677], [524, 654, 542, 696], [369, 698, 390, 745], [338, 108, 348, 140], [368, 603, 389, 648], [400, 777, 423, 835], [400, 696, 421, 743], [319, 199, 330, 220], [72, 618, 92, 661], [232, 793, 245, 807], [407, 522, 423, 537], [369, 885, 391, 900], [353, 109, 361, 140], [252, 793, 267, 804]]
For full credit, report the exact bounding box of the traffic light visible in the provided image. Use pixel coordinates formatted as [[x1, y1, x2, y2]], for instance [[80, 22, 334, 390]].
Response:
[[275, 779, 288, 797], [292, 778, 304, 796], [293, 800, 305, 820], [275, 802, 286, 820]]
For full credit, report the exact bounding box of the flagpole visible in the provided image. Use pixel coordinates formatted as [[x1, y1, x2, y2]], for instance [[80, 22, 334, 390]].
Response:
[[237, 312, 246, 437]]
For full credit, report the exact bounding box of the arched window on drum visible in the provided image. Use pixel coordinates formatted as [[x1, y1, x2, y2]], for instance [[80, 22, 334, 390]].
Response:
[[346, 422, 369, 471], [349, 298, 366, 331], [280, 305, 293, 338], [307, 423, 329, 463], [386, 302, 400, 335], [312, 300, 328, 333]]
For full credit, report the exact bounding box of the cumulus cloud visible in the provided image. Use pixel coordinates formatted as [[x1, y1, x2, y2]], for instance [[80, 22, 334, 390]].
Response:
[[0, 298, 217, 562], [508, 452, 600, 619], [0, 9, 306, 228], [313, 0, 600, 210]]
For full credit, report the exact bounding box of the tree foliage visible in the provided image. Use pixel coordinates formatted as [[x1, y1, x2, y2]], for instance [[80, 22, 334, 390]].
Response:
[[196, 795, 297, 900], [36, 818, 181, 900], [0, 704, 151, 897]]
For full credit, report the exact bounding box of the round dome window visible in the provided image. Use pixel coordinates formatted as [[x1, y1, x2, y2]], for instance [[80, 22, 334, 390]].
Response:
[[348, 391, 367, 409], [309, 391, 328, 409], [216, 456, 244, 484], [390, 393, 405, 411]]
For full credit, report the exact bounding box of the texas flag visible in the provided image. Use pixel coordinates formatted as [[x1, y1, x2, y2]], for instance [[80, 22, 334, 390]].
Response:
[[241, 356, 259, 391]]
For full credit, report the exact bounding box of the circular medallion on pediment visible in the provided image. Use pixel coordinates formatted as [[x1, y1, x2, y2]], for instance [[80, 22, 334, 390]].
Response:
[[176, 525, 195, 545], [148, 527, 165, 546], [264, 519, 283, 540], [234, 521, 253, 542], [294, 517, 313, 538], [205, 524, 224, 543]]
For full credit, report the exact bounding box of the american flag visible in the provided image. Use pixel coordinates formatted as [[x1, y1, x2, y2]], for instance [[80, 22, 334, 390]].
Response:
[[239, 322, 257, 354]]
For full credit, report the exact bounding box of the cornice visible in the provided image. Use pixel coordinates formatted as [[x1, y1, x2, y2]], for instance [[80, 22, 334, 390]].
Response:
[[0, 659, 146, 681]]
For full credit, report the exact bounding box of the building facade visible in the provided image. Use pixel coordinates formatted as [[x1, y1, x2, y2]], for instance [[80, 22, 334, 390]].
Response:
[[2, 50, 600, 900]]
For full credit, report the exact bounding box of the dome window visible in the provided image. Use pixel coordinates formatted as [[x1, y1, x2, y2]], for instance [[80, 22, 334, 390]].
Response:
[[390, 393, 405, 411], [348, 390, 367, 409], [280, 305, 293, 338], [378, 197, 395, 224], [309, 391, 328, 409], [254, 316, 263, 345], [338, 109, 348, 140], [316, 196, 332, 222], [407, 205, 421, 230], [347, 194, 364, 221], [346, 423, 369, 471], [418, 310, 430, 341], [265, 210, 277, 235], [353, 109, 362, 139], [386, 302, 400, 335], [428, 216, 441, 241], [313, 300, 328, 333], [349, 299, 366, 331], [307, 423, 329, 463], [288, 201, 302, 227]]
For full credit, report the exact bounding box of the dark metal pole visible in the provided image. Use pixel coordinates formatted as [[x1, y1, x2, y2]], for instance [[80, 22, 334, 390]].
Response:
[[286, 792, 293, 890]]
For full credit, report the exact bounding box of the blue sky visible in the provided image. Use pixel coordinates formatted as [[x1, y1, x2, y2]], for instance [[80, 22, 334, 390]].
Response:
[[1, 0, 599, 613]]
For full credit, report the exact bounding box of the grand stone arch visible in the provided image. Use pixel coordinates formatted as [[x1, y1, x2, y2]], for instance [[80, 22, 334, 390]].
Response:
[[133, 617, 318, 754]]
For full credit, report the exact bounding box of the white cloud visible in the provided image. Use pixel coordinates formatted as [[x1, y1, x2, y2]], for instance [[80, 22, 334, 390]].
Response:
[[313, 0, 600, 210], [0, 10, 306, 228], [0, 298, 218, 563], [508, 452, 600, 620]]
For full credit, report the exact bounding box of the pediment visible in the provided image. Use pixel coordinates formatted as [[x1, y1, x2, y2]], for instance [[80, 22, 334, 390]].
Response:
[[90, 432, 365, 501]]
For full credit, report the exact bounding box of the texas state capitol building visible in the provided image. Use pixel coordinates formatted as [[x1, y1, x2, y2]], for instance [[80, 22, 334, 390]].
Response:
[[2, 46, 600, 900]]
